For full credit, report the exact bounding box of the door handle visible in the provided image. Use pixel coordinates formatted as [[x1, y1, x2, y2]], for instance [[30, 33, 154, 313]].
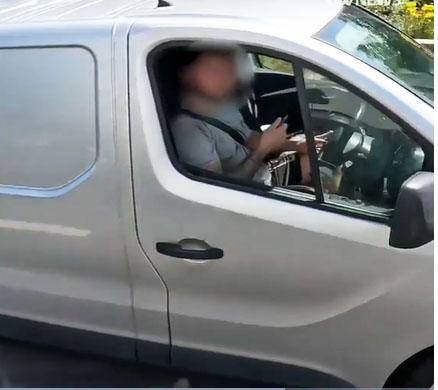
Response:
[[156, 239, 223, 260]]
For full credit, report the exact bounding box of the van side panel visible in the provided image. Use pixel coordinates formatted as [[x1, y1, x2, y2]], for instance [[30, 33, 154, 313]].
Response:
[[0, 23, 169, 359]]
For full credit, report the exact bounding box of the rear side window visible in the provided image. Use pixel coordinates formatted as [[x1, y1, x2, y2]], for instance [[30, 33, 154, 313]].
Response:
[[0, 47, 97, 188]]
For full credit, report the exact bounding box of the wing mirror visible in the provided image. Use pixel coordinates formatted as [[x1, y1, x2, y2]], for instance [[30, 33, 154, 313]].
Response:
[[306, 88, 330, 104], [389, 172, 434, 249]]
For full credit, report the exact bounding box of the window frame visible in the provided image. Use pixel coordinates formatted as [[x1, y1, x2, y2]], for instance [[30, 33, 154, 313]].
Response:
[[146, 40, 433, 225], [0, 44, 98, 196]]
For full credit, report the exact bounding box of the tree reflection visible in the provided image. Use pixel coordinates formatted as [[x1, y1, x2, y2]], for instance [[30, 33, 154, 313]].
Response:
[[318, 5, 434, 102]]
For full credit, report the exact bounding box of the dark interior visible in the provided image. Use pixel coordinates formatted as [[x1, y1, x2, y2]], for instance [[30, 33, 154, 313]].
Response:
[[249, 69, 304, 134]]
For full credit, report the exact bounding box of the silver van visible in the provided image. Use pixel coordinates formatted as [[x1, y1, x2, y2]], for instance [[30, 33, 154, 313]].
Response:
[[0, 0, 433, 387]]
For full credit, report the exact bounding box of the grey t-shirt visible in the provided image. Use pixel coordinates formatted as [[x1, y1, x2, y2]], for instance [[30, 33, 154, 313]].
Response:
[[171, 103, 271, 184]]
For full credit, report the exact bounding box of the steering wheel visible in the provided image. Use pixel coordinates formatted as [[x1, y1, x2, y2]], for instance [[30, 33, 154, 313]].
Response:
[[355, 100, 368, 123]]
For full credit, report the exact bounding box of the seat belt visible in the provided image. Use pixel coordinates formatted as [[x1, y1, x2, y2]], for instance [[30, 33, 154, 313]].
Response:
[[181, 109, 246, 146]]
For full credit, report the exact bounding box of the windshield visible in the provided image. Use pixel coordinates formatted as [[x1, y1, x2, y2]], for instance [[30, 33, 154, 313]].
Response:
[[315, 5, 434, 105]]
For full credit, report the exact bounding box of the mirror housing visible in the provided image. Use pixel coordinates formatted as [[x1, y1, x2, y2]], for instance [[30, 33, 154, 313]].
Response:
[[389, 172, 434, 249], [306, 88, 329, 104]]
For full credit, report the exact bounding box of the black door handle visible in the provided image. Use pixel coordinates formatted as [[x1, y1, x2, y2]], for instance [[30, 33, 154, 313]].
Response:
[[156, 239, 223, 260]]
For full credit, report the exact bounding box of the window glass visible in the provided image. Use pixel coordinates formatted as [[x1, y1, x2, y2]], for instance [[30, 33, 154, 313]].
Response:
[[257, 55, 294, 74], [303, 67, 425, 215], [316, 5, 434, 105]]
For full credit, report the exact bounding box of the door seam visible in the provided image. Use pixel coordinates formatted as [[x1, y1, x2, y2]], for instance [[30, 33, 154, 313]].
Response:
[[125, 21, 173, 365]]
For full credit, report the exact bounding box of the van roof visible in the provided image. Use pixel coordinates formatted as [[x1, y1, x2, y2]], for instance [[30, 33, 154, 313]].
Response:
[[0, 0, 343, 36]]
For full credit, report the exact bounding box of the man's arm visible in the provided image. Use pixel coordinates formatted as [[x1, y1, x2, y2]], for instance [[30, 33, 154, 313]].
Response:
[[174, 118, 266, 181], [205, 145, 268, 181], [207, 120, 288, 181], [231, 120, 287, 180], [228, 148, 268, 180], [245, 131, 262, 151]]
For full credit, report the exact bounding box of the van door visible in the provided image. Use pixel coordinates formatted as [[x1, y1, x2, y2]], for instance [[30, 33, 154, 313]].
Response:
[[128, 24, 433, 387]]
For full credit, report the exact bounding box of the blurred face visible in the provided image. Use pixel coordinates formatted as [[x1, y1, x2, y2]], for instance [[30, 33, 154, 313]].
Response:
[[183, 52, 238, 100]]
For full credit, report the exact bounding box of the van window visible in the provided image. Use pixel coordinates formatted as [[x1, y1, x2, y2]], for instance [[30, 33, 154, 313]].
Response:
[[150, 45, 311, 200], [0, 47, 97, 188], [150, 42, 429, 222], [257, 55, 294, 74], [302, 67, 425, 215]]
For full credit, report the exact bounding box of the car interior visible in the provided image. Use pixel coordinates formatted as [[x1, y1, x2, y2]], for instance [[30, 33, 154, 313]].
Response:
[[150, 45, 427, 216]]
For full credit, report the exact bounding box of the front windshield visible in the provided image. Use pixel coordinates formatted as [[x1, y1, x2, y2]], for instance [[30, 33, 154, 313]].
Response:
[[316, 5, 434, 105]]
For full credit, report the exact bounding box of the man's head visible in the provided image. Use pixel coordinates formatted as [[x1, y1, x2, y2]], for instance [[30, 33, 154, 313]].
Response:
[[180, 50, 238, 100]]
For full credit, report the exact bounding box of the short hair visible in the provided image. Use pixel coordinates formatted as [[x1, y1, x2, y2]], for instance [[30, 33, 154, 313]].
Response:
[[178, 47, 234, 69], [176, 41, 254, 107], [179, 41, 253, 84]]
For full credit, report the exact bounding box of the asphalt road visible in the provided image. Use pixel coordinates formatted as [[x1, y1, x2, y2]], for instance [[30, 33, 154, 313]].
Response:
[[0, 338, 273, 388]]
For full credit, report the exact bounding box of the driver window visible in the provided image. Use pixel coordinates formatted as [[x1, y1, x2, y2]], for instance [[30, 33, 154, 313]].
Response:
[[152, 44, 310, 200], [302, 68, 425, 215], [152, 42, 425, 219]]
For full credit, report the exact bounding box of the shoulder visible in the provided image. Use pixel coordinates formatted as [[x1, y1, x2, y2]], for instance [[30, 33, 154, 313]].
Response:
[[172, 112, 204, 129], [171, 113, 216, 150], [172, 113, 211, 136]]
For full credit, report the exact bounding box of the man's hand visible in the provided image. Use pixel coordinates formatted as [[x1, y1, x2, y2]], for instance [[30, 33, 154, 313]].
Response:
[[258, 117, 288, 154]]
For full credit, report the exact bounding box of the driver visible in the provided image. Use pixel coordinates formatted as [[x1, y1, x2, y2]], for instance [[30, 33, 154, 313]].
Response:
[[171, 44, 324, 185]]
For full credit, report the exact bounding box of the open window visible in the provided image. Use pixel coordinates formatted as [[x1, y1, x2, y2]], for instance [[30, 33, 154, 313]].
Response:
[[149, 44, 310, 197], [250, 54, 302, 134], [148, 42, 431, 222]]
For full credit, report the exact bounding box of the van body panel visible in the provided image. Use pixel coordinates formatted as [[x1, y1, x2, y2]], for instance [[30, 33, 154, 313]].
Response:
[[0, 46, 97, 189], [0, 22, 134, 337], [128, 21, 433, 388], [0, 22, 169, 355]]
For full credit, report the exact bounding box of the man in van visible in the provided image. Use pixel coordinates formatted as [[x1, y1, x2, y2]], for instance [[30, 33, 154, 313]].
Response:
[[171, 45, 320, 185]]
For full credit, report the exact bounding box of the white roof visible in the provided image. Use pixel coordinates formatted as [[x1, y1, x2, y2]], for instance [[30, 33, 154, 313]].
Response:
[[0, 0, 343, 36]]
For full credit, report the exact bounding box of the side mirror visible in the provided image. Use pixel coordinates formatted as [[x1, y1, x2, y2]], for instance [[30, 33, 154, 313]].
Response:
[[306, 88, 330, 105], [389, 172, 434, 249]]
